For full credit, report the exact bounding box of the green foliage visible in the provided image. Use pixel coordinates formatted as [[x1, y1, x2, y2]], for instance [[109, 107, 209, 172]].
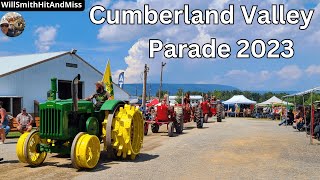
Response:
[[175, 88, 183, 104], [156, 90, 168, 99]]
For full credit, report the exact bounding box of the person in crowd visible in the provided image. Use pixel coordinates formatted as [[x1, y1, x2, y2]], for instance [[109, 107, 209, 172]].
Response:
[[304, 107, 311, 131], [294, 106, 305, 131], [313, 105, 320, 138], [16, 108, 33, 133], [279, 108, 294, 126], [85, 81, 111, 111], [205, 94, 209, 101], [234, 103, 239, 116], [0, 101, 10, 135], [183, 93, 191, 105], [0, 126, 5, 144], [0, 101, 10, 144]]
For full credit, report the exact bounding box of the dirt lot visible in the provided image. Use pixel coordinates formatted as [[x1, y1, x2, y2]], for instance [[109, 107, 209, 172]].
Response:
[[1, 117, 320, 179]]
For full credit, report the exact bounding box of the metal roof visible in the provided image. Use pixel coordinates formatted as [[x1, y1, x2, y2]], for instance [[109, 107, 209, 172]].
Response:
[[0, 51, 132, 96], [283, 87, 320, 97], [0, 51, 68, 77]]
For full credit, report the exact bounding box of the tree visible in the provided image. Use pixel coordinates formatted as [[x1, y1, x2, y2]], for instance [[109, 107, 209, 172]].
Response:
[[175, 88, 183, 104], [156, 90, 168, 99]]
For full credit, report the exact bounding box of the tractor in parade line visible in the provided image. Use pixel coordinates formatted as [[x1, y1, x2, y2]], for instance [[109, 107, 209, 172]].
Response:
[[200, 96, 225, 123], [16, 74, 144, 169], [144, 100, 184, 137]]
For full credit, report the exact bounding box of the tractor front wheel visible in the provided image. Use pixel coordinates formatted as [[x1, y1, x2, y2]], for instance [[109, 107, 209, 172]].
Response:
[[217, 104, 222, 122], [174, 106, 184, 134], [71, 132, 101, 169], [168, 122, 174, 137], [195, 106, 203, 128], [204, 114, 208, 123], [151, 124, 160, 133], [144, 122, 149, 136], [16, 131, 47, 166]]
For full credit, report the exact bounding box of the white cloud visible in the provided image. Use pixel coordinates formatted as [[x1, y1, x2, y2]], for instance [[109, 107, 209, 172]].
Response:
[[0, 35, 9, 42], [34, 26, 58, 52], [118, 39, 153, 83], [306, 65, 320, 75], [92, 0, 111, 7], [98, 24, 146, 42], [277, 65, 302, 80]]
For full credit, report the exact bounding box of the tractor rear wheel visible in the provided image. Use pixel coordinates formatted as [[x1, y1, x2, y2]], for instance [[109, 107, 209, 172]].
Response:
[[221, 104, 225, 119], [168, 122, 174, 137], [151, 124, 160, 133], [217, 104, 222, 122], [71, 132, 101, 169], [105, 104, 144, 160], [195, 105, 203, 128]]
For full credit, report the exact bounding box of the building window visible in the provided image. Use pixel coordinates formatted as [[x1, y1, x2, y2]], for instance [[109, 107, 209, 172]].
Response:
[[66, 63, 78, 68], [0, 97, 22, 116]]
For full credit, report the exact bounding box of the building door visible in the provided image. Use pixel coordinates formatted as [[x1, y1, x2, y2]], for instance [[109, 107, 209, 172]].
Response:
[[58, 80, 83, 100]]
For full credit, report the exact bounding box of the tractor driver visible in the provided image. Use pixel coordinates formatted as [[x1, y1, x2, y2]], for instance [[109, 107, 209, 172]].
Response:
[[85, 81, 111, 111], [183, 93, 191, 105]]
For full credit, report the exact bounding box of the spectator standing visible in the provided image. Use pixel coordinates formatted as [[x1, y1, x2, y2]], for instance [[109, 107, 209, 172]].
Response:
[[0, 101, 10, 144], [16, 108, 33, 133]]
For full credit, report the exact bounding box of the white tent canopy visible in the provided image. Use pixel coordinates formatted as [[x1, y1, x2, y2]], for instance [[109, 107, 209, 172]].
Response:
[[223, 95, 256, 105], [257, 96, 293, 106]]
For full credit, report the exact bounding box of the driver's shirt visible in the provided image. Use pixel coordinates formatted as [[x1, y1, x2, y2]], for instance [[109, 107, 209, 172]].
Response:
[[92, 90, 110, 104]]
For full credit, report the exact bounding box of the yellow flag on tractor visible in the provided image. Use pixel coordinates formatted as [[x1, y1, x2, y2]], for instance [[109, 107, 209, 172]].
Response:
[[102, 60, 114, 99]]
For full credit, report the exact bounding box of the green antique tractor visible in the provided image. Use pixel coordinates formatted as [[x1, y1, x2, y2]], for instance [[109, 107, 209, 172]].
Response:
[[16, 74, 144, 169]]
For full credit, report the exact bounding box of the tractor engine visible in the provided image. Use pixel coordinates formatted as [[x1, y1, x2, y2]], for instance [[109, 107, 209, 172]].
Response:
[[39, 100, 95, 140]]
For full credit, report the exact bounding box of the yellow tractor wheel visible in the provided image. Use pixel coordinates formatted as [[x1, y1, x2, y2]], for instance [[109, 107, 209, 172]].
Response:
[[21, 131, 47, 166], [16, 132, 30, 163], [71, 132, 101, 169], [105, 104, 144, 160]]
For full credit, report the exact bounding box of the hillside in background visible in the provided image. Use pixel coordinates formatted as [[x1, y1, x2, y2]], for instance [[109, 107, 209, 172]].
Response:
[[123, 83, 238, 96]]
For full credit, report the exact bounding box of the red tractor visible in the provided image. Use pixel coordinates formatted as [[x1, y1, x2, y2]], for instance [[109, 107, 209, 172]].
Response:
[[209, 100, 224, 122], [144, 103, 184, 137]]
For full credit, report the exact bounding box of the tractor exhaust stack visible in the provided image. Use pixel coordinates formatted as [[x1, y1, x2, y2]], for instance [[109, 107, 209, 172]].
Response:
[[72, 74, 81, 112]]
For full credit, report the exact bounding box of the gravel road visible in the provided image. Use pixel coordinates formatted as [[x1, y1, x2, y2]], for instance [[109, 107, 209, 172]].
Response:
[[1, 117, 320, 180]]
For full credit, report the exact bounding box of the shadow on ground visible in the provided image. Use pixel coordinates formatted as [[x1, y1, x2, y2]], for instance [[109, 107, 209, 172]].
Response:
[[0, 160, 19, 164]]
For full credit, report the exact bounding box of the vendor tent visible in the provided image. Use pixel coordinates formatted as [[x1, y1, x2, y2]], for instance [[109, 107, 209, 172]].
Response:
[[147, 99, 159, 107], [223, 95, 256, 105], [258, 96, 293, 106]]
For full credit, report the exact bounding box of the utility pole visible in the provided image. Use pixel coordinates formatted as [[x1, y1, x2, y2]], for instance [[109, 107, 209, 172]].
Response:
[[135, 86, 137, 97], [159, 62, 166, 100], [142, 64, 149, 112], [149, 84, 151, 101]]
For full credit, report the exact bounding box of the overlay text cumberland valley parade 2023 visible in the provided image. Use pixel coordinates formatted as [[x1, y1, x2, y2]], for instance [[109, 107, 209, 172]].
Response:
[[89, 4, 314, 30]]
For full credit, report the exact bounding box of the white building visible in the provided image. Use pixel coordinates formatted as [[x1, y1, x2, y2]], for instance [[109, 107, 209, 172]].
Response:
[[0, 50, 130, 116], [169, 95, 203, 106]]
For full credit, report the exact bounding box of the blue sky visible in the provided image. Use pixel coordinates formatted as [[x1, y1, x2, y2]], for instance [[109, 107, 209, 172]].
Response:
[[1, 0, 320, 91]]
